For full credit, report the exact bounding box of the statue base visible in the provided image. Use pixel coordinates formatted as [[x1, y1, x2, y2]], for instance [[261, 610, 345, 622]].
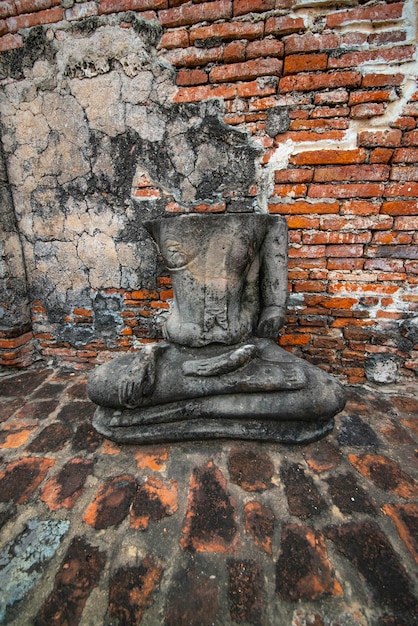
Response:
[[93, 406, 334, 445], [88, 338, 346, 445]]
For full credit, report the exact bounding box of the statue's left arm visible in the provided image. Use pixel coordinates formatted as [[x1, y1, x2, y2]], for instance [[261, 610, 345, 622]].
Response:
[[256, 215, 288, 338]]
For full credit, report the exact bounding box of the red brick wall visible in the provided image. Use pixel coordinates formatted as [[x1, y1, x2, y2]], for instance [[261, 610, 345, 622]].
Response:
[[1, 0, 417, 382]]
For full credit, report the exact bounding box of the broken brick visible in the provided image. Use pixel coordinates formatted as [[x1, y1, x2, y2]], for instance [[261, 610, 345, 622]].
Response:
[[0, 369, 51, 397], [0, 423, 37, 449], [0, 503, 16, 530], [348, 453, 418, 499], [382, 503, 418, 564], [228, 559, 265, 625], [0, 457, 55, 504], [229, 448, 274, 492], [15, 399, 60, 420], [71, 421, 103, 452], [66, 380, 88, 399], [391, 395, 418, 415], [130, 476, 178, 530], [181, 462, 238, 553], [244, 501, 275, 555], [27, 423, 72, 452], [281, 463, 327, 520], [276, 524, 342, 601], [326, 521, 418, 614], [326, 472, 376, 515], [376, 616, 410, 626], [83, 474, 137, 529], [378, 419, 416, 446], [32, 382, 66, 399], [0, 398, 21, 423], [164, 562, 219, 626], [134, 447, 169, 471], [337, 415, 380, 447], [41, 458, 95, 511], [304, 440, 342, 473], [57, 400, 95, 424], [108, 555, 163, 624], [34, 536, 106, 625]]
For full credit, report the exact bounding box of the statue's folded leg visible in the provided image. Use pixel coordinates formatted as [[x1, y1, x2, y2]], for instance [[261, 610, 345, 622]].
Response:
[[89, 337, 345, 444], [87, 342, 169, 409]]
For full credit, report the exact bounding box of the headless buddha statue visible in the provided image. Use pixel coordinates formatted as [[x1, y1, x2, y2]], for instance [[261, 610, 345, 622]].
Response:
[[88, 214, 346, 443]]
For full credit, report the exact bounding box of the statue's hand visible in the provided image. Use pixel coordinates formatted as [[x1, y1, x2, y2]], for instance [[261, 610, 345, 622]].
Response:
[[256, 305, 286, 338]]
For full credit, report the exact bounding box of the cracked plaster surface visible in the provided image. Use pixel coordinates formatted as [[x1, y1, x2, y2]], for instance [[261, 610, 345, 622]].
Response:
[[0, 15, 262, 343]]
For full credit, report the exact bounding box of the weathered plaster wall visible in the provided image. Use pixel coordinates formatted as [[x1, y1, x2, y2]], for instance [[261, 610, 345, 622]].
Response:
[[0, 0, 417, 383], [0, 132, 34, 364]]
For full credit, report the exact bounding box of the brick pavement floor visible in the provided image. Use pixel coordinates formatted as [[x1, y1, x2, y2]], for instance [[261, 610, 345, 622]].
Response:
[[0, 363, 416, 626]]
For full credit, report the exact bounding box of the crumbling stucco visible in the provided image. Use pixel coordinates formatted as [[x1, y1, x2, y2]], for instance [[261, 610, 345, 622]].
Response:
[[0, 137, 30, 330], [0, 14, 262, 346]]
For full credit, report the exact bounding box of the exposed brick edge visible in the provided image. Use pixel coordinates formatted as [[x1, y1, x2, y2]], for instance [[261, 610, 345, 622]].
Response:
[[0, 325, 37, 368]]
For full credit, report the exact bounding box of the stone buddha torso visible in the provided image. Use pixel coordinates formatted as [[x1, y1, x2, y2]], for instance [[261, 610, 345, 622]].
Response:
[[146, 214, 269, 346]]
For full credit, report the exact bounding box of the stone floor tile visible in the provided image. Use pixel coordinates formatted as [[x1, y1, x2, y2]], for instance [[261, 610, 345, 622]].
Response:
[[378, 418, 417, 445], [32, 382, 66, 399], [337, 414, 380, 447], [325, 521, 418, 616], [391, 395, 418, 416], [107, 555, 163, 624], [57, 400, 95, 424], [326, 472, 376, 515], [401, 418, 418, 438], [164, 562, 219, 626], [41, 458, 95, 511], [34, 536, 106, 626], [281, 463, 327, 520], [304, 440, 342, 473], [181, 461, 238, 553], [228, 448, 275, 492], [0, 518, 70, 623], [0, 457, 55, 504], [382, 503, 418, 564], [276, 523, 343, 601], [71, 420, 103, 452], [348, 453, 418, 499], [0, 423, 37, 449], [228, 559, 265, 625], [83, 474, 137, 529], [14, 398, 59, 420], [0, 398, 21, 422], [0, 369, 51, 397], [27, 423, 72, 452], [244, 500, 275, 555], [65, 380, 88, 399], [130, 475, 178, 530]]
